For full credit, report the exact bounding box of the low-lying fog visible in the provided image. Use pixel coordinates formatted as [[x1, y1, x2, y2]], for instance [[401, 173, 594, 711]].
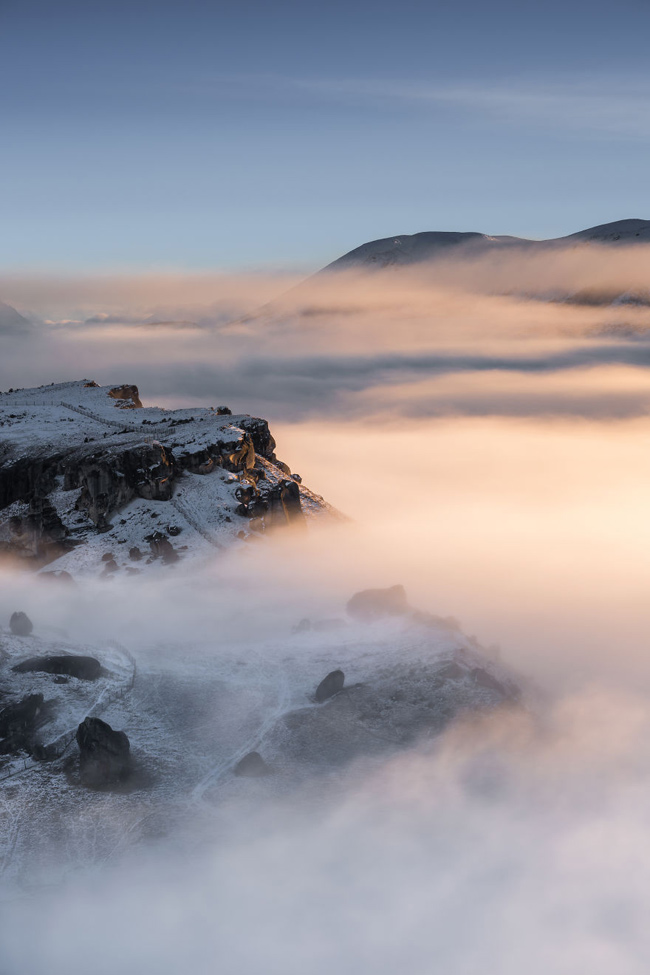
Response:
[[2, 245, 650, 973]]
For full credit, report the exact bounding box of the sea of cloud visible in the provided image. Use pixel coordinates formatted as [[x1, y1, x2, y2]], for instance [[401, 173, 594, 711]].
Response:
[[2, 243, 650, 972]]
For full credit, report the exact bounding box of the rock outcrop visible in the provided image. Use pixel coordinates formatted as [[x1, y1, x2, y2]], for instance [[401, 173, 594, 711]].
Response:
[[12, 654, 101, 681], [76, 716, 131, 788], [0, 693, 50, 756], [9, 611, 33, 636], [314, 669, 345, 703], [0, 381, 332, 573], [346, 585, 410, 622]]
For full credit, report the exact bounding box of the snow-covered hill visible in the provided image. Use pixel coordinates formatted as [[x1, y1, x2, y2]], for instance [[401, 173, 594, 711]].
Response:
[[0, 588, 526, 886], [323, 218, 650, 272], [0, 380, 333, 577]]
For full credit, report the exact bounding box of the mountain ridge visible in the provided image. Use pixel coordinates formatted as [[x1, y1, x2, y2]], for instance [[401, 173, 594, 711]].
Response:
[[323, 218, 650, 272]]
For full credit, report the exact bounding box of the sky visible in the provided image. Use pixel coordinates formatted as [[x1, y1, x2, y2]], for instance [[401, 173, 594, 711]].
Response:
[[1, 0, 649, 271]]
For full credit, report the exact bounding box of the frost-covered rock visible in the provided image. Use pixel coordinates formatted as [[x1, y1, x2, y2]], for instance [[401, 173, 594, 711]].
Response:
[[12, 654, 101, 681]]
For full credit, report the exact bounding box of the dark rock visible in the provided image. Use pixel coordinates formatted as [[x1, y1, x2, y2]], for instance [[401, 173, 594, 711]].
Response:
[[235, 484, 257, 506], [233, 751, 270, 777], [238, 417, 276, 459], [102, 558, 118, 574], [314, 669, 345, 703], [0, 693, 50, 755], [76, 716, 131, 788], [101, 551, 115, 562], [10, 611, 33, 636], [247, 497, 269, 518], [167, 525, 182, 536], [13, 654, 101, 681], [74, 442, 174, 529], [4, 496, 70, 563], [145, 531, 179, 563], [264, 478, 305, 530], [346, 585, 410, 622], [129, 546, 143, 561], [31, 741, 60, 762]]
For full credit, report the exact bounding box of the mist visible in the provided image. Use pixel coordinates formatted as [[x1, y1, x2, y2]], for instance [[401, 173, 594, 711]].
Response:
[[2, 244, 650, 972]]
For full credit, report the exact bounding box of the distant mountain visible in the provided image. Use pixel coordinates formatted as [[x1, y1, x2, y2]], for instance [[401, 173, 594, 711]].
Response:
[[0, 301, 31, 332], [323, 219, 650, 272]]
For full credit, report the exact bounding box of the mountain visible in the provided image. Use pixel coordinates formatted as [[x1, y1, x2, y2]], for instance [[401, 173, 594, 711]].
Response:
[[0, 300, 31, 333], [0, 380, 332, 576], [322, 218, 650, 272]]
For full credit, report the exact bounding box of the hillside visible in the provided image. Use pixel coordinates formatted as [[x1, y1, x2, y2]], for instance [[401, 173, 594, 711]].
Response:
[[323, 218, 650, 272]]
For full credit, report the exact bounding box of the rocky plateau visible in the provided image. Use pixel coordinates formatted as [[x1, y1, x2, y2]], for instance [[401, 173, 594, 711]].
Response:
[[0, 380, 332, 577]]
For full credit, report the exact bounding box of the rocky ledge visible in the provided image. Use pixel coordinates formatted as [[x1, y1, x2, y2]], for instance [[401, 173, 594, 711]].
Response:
[[0, 380, 332, 575]]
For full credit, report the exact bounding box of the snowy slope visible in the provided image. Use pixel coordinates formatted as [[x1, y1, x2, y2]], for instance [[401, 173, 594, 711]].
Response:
[[0, 604, 526, 887]]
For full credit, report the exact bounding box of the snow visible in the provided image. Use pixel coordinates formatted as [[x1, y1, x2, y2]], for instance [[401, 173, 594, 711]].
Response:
[[0, 380, 333, 578]]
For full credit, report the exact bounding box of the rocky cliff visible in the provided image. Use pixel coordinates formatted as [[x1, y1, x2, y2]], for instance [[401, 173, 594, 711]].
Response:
[[0, 380, 332, 575]]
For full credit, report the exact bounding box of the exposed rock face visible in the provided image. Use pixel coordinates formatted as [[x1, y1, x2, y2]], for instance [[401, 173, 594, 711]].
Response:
[[233, 751, 270, 777], [12, 654, 101, 681], [265, 478, 306, 529], [0, 381, 331, 573], [238, 417, 277, 460], [71, 442, 174, 529], [346, 585, 410, 622], [314, 669, 345, 703], [9, 611, 33, 636], [108, 384, 143, 409], [0, 693, 48, 756], [76, 716, 131, 788]]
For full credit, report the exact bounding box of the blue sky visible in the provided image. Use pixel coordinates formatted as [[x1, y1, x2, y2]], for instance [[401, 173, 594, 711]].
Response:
[[1, 0, 649, 270]]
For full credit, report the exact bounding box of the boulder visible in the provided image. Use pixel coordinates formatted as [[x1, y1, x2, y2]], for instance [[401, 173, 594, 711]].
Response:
[[76, 716, 131, 788], [233, 751, 270, 777], [9, 611, 33, 636], [314, 669, 345, 703], [145, 531, 179, 563], [0, 693, 48, 755], [346, 585, 410, 622], [13, 654, 101, 681]]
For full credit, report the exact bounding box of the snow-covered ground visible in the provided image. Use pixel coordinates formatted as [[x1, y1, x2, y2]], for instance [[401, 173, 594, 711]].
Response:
[[0, 603, 523, 890]]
